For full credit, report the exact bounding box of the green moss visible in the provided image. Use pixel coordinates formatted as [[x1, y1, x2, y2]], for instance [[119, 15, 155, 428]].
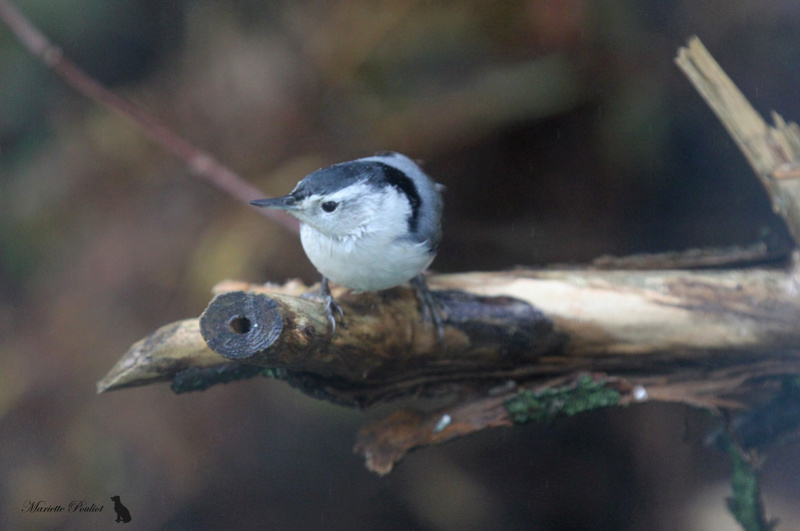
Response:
[[723, 436, 776, 531], [171, 367, 622, 415], [504, 374, 621, 424]]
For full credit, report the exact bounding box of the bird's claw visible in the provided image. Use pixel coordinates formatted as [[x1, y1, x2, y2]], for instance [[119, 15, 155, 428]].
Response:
[[308, 275, 444, 339], [304, 276, 344, 334], [323, 293, 344, 333], [410, 274, 448, 342]]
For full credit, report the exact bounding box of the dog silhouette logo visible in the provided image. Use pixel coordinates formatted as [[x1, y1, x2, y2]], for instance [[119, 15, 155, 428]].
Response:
[[110, 496, 132, 523]]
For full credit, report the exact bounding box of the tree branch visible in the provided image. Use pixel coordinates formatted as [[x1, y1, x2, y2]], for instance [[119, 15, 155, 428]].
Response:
[[676, 36, 800, 244], [94, 35, 800, 492], [99, 266, 800, 414], [0, 0, 299, 233]]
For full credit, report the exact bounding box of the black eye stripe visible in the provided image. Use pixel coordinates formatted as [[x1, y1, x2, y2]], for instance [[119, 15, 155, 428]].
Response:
[[375, 162, 421, 234]]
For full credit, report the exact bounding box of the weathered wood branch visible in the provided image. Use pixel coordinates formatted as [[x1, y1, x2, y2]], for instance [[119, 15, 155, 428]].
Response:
[[676, 36, 800, 244], [199, 287, 561, 382], [98, 37, 800, 485], [100, 264, 800, 409]]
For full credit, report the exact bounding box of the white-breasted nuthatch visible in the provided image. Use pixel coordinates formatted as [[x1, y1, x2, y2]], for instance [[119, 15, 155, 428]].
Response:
[[251, 151, 445, 334]]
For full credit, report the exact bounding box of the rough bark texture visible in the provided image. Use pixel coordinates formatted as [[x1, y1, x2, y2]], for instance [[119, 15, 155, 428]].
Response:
[[98, 38, 800, 497]]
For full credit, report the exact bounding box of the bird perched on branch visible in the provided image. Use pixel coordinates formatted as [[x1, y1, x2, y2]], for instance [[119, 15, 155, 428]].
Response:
[[251, 151, 445, 335]]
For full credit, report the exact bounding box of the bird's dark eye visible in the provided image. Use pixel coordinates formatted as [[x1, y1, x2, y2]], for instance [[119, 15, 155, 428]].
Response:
[[321, 201, 338, 213]]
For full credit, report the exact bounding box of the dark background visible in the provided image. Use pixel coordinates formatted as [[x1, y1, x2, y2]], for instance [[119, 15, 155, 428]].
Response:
[[1, 1, 799, 529]]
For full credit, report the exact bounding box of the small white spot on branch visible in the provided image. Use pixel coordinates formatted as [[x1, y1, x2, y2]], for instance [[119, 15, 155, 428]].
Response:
[[433, 414, 452, 433], [633, 385, 648, 401]]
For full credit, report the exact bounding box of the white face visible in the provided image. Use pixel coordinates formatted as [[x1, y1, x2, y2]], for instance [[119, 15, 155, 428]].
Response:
[[291, 181, 410, 240]]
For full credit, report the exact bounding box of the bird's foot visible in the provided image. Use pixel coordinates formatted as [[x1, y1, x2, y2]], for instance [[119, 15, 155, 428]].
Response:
[[303, 276, 344, 333], [410, 274, 448, 342], [322, 294, 344, 333]]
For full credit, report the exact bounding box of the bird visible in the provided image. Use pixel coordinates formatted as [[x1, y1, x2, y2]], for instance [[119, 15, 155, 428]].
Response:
[[251, 151, 445, 336]]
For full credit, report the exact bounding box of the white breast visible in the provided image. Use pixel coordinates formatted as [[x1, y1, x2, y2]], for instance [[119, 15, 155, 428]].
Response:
[[300, 223, 434, 292]]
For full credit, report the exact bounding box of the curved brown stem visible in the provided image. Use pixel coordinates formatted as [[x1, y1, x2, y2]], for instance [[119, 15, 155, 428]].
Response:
[[0, 0, 299, 233]]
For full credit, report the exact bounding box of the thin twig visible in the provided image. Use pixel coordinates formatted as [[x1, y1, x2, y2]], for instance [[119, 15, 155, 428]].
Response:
[[0, 0, 299, 233]]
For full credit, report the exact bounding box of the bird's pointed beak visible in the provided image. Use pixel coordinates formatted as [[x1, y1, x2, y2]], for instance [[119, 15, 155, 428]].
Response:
[[250, 195, 298, 210]]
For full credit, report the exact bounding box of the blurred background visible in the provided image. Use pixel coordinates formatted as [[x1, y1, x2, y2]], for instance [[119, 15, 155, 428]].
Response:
[[2, 0, 800, 529]]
